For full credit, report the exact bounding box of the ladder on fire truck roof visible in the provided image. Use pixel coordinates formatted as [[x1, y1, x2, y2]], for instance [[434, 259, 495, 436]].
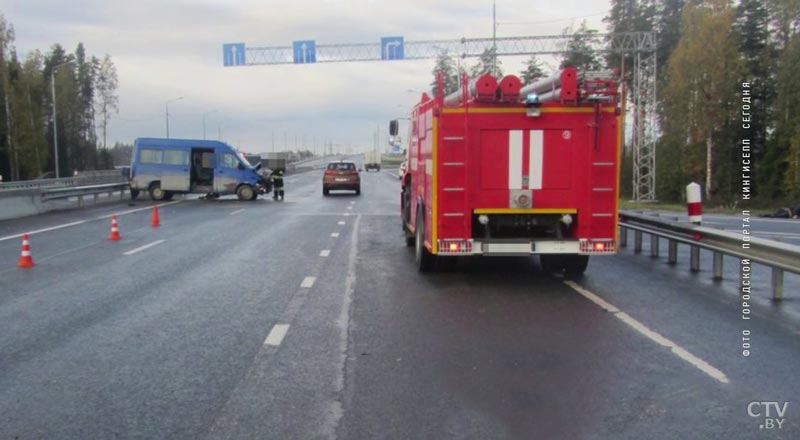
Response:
[[224, 32, 658, 202]]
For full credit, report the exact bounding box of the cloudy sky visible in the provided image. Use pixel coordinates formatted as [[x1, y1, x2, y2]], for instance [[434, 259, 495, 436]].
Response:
[[3, 0, 610, 154]]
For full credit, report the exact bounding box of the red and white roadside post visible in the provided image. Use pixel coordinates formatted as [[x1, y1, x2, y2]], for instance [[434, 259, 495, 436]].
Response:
[[686, 182, 702, 225]]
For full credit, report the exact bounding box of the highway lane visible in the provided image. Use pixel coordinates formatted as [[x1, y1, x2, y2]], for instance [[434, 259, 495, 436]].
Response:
[[0, 167, 798, 439]]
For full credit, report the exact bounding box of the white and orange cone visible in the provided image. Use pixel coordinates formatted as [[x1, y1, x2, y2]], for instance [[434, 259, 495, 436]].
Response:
[[17, 234, 35, 268], [108, 215, 121, 241]]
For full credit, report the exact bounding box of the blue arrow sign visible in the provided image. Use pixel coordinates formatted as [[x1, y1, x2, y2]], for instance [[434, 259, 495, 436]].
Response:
[[293, 40, 317, 64], [223, 43, 246, 67], [381, 36, 404, 60]]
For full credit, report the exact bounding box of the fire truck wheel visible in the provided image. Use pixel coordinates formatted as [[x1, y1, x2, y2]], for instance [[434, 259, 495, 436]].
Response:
[[540, 254, 589, 277], [415, 210, 437, 272], [563, 255, 589, 277], [437, 257, 457, 272]]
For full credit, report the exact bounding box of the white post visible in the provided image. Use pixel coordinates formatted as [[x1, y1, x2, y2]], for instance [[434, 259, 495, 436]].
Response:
[[686, 182, 702, 225]]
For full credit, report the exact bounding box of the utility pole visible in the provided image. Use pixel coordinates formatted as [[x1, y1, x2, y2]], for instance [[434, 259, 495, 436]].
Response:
[[165, 96, 183, 139], [492, 0, 498, 75], [51, 60, 74, 178], [202, 109, 216, 140], [271, 130, 275, 152]]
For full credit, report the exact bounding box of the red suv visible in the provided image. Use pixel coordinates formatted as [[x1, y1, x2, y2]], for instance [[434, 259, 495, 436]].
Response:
[[323, 161, 361, 195]]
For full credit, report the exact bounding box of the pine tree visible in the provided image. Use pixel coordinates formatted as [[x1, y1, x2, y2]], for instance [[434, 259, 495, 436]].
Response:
[[430, 50, 460, 96], [469, 47, 503, 78], [95, 54, 119, 150], [603, 0, 655, 86], [661, 0, 744, 200], [768, 34, 800, 200], [519, 56, 545, 84], [0, 14, 16, 180], [560, 21, 602, 71]]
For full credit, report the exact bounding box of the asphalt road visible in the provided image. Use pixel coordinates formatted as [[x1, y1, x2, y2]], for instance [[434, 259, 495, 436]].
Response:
[[1, 163, 798, 439]]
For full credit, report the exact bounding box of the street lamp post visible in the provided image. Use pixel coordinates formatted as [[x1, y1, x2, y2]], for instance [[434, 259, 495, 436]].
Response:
[[165, 96, 184, 139], [51, 60, 74, 178], [202, 110, 217, 140]]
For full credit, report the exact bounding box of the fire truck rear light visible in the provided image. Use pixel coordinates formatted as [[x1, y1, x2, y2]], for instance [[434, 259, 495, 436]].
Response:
[[439, 240, 472, 255], [580, 240, 615, 253]]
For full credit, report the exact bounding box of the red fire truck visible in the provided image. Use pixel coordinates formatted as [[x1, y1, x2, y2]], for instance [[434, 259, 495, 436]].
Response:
[[394, 67, 621, 274]]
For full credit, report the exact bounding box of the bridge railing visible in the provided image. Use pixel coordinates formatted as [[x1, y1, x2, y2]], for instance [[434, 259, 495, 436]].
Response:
[[619, 211, 800, 300]]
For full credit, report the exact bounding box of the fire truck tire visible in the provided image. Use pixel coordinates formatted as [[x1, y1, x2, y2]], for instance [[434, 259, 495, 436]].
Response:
[[540, 254, 589, 277], [415, 210, 437, 272], [563, 255, 589, 276], [437, 257, 457, 272]]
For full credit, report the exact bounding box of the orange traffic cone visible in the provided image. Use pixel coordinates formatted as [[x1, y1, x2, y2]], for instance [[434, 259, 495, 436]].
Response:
[[17, 234, 35, 268], [151, 206, 160, 227], [108, 215, 121, 241]]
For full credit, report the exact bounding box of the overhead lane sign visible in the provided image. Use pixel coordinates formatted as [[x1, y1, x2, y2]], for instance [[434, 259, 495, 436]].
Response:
[[381, 36, 404, 60], [223, 43, 246, 66], [293, 40, 317, 64]]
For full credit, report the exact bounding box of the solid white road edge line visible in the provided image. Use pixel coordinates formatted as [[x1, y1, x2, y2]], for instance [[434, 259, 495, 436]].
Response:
[[301, 276, 316, 288], [123, 239, 166, 256], [563, 280, 730, 384], [229, 209, 246, 216], [320, 250, 331, 257], [264, 324, 290, 347], [0, 200, 183, 242]]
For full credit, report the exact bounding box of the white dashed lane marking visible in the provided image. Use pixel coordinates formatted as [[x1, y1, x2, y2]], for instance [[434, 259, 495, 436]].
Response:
[[564, 280, 730, 384], [264, 324, 290, 347], [320, 250, 331, 257], [300, 276, 316, 288], [123, 240, 166, 256], [229, 209, 246, 216], [338, 221, 346, 225], [331, 233, 340, 238]]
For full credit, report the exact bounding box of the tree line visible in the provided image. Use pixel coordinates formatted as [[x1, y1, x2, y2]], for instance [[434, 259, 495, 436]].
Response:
[[432, 0, 800, 205], [0, 14, 119, 182]]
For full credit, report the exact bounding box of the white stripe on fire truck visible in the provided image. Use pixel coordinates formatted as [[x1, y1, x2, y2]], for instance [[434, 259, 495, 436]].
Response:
[[508, 130, 523, 189], [529, 130, 543, 190]]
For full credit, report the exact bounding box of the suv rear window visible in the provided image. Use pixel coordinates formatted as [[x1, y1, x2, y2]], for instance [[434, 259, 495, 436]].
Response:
[[327, 162, 356, 171]]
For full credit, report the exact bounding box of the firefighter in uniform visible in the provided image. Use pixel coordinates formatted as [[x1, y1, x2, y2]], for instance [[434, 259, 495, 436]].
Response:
[[271, 168, 285, 201]]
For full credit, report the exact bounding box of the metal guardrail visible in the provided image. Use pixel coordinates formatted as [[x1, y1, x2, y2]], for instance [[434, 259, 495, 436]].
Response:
[[40, 183, 130, 205], [619, 211, 800, 300], [0, 170, 125, 193]]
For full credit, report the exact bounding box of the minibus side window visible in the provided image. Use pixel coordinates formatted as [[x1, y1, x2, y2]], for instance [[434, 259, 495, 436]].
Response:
[[163, 149, 189, 166], [140, 149, 163, 164]]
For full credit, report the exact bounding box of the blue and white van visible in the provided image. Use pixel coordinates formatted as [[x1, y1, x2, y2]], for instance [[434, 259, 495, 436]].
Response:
[[129, 138, 271, 201]]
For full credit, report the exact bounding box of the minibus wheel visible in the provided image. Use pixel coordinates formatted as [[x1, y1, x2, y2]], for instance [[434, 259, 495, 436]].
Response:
[[149, 183, 165, 201], [237, 184, 254, 201]]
